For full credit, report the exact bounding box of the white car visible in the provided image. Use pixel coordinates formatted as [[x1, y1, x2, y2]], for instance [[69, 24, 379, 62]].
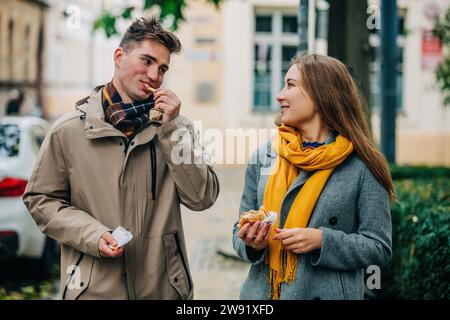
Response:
[[0, 116, 58, 277]]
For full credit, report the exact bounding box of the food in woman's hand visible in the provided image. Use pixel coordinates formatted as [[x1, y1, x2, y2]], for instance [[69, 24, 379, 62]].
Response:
[[239, 206, 270, 228]]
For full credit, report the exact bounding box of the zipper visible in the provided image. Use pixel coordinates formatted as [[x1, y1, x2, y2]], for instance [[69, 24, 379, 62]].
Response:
[[134, 169, 140, 300], [62, 253, 85, 300], [173, 232, 192, 291], [119, 137, 135, 299], [150, 140, 157, 200]]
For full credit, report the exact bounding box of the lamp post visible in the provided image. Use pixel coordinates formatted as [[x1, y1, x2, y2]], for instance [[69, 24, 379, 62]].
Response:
[[298, 0, 309, 53], [380, 0, 398, 163]]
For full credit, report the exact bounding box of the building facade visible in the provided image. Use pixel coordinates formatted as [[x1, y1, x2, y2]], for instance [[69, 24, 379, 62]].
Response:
[[214, 0, 450, 165], [2, 0, 449, 165], [0, 0, 48, 115]]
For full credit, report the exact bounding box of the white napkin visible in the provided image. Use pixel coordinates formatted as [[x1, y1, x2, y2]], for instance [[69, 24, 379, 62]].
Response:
[[260, 211, 277, 228], [109, 226, 133, 249]]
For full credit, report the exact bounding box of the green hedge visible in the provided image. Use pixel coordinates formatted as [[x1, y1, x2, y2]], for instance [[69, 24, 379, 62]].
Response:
[[383, 176, 450, 300], [390, 165, 450, 180]]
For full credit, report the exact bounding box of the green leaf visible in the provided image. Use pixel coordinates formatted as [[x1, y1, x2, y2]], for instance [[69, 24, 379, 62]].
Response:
[[207, 0, 222, 8], [143, 0, 155, 10], [93, 0, 224, 37], [384, 176, 450, 299], [159, 0, 178, 19], [433, 6, 450, 106], [121, 7, 134, 19], [92, 11, 118, 38]]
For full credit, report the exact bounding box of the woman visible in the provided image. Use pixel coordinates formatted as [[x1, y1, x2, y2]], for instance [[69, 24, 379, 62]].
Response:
[[232, 54, 395, 300]]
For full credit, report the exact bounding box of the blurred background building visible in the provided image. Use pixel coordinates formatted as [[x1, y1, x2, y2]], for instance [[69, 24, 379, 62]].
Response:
[[1, 0, 449, 165], [219, 0, 450, 165], [0, 0, 118, 117]]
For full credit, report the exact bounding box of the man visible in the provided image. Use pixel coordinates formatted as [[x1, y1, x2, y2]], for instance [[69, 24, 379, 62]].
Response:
[[23, 17, 219, 300]]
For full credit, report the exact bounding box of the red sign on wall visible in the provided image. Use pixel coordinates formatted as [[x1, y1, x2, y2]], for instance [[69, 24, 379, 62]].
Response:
[[422, 29, 443, 70]]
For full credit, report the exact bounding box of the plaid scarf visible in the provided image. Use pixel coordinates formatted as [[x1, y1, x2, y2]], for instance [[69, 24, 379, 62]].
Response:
[[102, 82, 154, 138]]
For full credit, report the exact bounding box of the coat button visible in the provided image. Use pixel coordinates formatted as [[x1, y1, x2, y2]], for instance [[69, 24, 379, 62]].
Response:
[[131, 141, 135, 146], [119, 141, 123, 146], [329, 217, 338, 225], [174, 277, 178, 283], [80, 282, 84, 287]]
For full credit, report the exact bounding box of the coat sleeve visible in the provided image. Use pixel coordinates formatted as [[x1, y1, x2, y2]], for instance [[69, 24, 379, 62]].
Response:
[[311, 166, 393, 271], [156, 115, 219, 211], [23, 128, 110, 258], [232, 148, 266, 264]]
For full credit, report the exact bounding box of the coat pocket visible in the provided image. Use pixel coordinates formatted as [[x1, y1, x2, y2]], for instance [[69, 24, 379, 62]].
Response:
[[62, 253, 95, 300], [162, 232, 193, 300], [337, 272, 348, 300]]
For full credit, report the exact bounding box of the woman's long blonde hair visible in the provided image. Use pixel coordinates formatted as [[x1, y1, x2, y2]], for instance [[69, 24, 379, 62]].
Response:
[[292, 53, 396, 201]]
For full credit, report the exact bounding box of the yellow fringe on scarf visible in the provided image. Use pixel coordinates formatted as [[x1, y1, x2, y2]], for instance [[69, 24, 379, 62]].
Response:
[[263, 125, 353, 299]]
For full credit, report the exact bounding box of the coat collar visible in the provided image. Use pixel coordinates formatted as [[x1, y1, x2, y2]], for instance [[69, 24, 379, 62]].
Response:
[[76, 85, 157, 145]]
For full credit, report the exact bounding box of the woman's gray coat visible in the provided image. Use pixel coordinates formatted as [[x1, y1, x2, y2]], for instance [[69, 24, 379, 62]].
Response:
[[232, 133, 392, 300]]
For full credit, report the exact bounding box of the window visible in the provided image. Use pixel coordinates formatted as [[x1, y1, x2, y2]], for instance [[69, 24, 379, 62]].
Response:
[[195, 36, 216, 45], [253, 11, 299, 112], [254, 44, 272, 110], [255, 16, 272, 33], [282, 16, 297, 33], [0, 124, 21, 158], [195, 81, 216, 103], [281, 45, 297, 84]]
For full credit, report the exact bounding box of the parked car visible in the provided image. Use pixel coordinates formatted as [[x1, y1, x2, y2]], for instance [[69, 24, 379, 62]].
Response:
[[0, 116, 58, 278]]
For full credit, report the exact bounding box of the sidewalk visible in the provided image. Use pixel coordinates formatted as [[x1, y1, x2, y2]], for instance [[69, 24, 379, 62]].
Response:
[[181, 166, 250, 299]]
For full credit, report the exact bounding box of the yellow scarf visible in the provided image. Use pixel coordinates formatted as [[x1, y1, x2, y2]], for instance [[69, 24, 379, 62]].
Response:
[[263, 125, 353, 299]]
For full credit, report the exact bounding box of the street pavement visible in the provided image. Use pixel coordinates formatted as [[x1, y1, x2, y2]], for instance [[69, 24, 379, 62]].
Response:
[[181, 165, 251, 300]]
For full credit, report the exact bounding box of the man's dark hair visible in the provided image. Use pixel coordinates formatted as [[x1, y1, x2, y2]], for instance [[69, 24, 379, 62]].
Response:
[[119, 17, 182, 54]]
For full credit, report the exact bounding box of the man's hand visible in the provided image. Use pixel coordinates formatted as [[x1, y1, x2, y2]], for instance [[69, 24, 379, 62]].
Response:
[[153, 88, 181, 124], [237, 221, 271, 251], [273, 228, 323, 254], [98, 231, 124, 258]]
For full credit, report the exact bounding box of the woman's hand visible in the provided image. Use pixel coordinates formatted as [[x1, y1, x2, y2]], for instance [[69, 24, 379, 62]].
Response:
[[273, 228, 322, 254], [237, 221, 271, 251]]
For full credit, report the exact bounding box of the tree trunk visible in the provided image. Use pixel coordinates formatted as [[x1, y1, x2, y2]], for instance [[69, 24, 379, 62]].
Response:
[[327, 0, 372, 135]]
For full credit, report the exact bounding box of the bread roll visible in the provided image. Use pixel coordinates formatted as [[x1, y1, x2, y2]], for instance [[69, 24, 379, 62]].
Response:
[[239, 206, 269, 228]]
